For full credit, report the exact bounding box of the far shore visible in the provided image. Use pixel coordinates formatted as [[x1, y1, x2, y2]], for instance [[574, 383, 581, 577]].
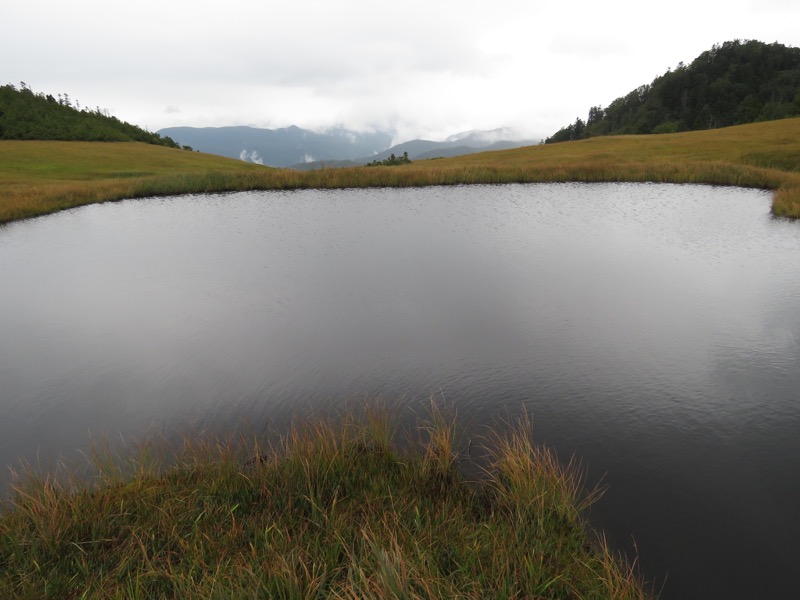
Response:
[[1, 118, 799, 224]]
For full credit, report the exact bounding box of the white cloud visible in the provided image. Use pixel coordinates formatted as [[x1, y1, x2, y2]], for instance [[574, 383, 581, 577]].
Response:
[[548, 35, 629, 58], [239, 150, 264, 165], [3, 1, 799, 141]]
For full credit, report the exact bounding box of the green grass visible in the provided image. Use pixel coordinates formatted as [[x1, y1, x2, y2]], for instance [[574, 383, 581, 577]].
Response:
[[0, 410, 651, 599], [2, 118, 800, 223]]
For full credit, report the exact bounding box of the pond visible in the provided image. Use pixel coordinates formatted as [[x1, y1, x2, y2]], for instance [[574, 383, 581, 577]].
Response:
[[1, 183, 798, 598]]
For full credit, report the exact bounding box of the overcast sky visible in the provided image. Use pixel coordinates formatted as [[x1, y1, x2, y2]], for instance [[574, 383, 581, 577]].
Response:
[[4, 0, 800, 143]]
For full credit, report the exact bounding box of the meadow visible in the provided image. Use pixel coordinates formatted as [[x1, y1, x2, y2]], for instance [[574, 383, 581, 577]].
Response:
[[1, 117, 799, 224]]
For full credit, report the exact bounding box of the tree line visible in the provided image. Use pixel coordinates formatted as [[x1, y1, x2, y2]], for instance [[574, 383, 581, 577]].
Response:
[[546, 40, 800, 143], [0, 83, 190, 149], [366, 151, 411, 166]]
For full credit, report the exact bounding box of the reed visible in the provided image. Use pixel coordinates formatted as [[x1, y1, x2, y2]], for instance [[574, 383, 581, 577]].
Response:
[[0, 411, 652, 599]]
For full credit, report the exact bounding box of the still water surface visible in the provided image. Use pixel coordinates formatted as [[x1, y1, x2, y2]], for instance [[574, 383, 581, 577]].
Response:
[[1, 183, 799, 598]]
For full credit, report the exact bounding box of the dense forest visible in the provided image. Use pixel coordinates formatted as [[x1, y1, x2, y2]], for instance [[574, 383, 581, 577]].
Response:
[[546, 40, 800, 143], [0, 83, 186, 148]]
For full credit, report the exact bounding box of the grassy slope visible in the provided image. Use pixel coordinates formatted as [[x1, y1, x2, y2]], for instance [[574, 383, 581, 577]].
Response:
[[0, 414, 650, 599], [0, 141, 270, 223], [2, 118, 800, 224]]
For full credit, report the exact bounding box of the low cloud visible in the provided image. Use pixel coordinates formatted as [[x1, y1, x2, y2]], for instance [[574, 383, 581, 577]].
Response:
[[548, 34, 628, 58], [239, 149, 264, 165], [6, 1, 799, 142]]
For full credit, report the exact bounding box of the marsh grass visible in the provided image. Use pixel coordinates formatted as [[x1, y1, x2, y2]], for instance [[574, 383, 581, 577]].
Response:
[[0, 411, 651, 599], [2, 118, 800, 224]]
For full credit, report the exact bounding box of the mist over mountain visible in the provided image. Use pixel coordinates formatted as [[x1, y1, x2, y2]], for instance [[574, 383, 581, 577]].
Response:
[[444, 127, 525, 144], [355, 129, 537, 166], [158, 125, 538, 169], [156, 125, 392, 167]]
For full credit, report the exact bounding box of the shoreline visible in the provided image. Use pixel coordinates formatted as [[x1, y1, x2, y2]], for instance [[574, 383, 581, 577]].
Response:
[[2, 119, 799, 224]]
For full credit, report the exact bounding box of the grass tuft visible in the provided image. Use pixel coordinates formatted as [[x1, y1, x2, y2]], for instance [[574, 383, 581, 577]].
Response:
[[0, 410, 653, 599]]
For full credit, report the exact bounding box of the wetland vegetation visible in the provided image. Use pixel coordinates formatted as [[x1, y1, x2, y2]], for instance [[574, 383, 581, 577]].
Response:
[[0, 411, 650, 599]]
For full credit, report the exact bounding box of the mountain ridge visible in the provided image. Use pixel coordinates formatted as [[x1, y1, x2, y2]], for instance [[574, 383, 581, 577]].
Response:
[[156, 125, 392, 167], [157, 125, 538, 169]]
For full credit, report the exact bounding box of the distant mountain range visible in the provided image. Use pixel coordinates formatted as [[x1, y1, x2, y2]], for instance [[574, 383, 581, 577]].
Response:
[[155, 125, 391, 167], [157, 125, 538, 169]]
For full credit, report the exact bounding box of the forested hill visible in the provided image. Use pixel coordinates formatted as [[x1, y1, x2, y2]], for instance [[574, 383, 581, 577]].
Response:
[[0, 83, 182, 148], [546, 40, 800, 143]]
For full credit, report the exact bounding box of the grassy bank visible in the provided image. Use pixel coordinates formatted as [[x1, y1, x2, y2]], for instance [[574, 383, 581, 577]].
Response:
[[0, 413, 650, 599], [2, 118, 800, 224]]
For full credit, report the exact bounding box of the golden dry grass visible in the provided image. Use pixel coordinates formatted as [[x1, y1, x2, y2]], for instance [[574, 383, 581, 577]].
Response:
[[0, 412, 652, 599], [2, 118, 800, 224]]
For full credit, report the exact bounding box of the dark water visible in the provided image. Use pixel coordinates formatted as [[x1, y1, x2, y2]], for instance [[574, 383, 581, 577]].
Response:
[[1, 183, 798, 598]]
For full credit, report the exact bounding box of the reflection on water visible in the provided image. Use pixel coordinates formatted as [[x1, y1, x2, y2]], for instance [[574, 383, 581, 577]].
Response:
[[1, 183, 799, 599]]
